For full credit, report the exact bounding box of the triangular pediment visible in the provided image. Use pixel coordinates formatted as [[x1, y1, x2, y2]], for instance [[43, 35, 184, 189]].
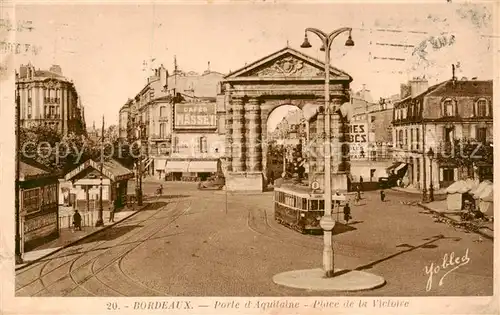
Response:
[[224, 47, 352, 81]]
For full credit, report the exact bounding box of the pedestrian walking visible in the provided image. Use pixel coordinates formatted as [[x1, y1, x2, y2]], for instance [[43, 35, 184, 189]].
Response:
[[380, 189, 386, 202], [334, 190, 341, 207], [359, 175, 364, 190], [269, 170, 275, 186], [109, 199, 116, 223], [354, 191, 361, 205], [356, 184, 362, 200], [73, 210, 82, 231], [343, 203, 352, 224]]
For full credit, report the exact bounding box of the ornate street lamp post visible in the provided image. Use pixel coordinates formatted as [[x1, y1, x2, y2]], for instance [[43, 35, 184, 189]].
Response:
[[427, 147, 434, 202], [301, 27, 354, 278]]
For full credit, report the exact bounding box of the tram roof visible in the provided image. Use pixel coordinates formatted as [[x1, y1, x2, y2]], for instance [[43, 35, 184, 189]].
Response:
[[274, 184, 320, 198]]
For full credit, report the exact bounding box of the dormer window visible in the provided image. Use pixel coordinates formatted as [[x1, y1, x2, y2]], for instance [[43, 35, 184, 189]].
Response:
[[475, 98, 489, 117], [443, 99, 454, 117]]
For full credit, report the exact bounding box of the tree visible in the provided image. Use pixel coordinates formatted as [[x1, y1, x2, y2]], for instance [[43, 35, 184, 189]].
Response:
[[435, 138, 493, 180], [19, 125, 105, 175]]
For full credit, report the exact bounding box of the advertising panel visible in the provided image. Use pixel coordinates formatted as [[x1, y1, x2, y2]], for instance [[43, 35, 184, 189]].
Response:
[[345, 123, 368, 160], [174, 103, 217, 129]]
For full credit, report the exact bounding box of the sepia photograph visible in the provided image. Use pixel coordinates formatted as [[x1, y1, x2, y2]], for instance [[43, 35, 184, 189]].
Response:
[[0, 0, 498, 314]]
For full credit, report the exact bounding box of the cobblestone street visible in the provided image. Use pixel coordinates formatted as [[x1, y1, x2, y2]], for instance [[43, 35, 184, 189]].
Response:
[[15, 181, 493, 296]]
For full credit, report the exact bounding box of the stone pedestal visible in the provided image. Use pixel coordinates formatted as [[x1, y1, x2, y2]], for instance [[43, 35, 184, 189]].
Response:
[[225, 172, 264, 192], [309, 172, 348, 193]]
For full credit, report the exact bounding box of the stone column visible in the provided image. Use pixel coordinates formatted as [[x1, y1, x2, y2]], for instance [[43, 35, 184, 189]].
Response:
[[225, 106, 233, 172], [245, 98, 262, 172], [231, 98, 246, 172]]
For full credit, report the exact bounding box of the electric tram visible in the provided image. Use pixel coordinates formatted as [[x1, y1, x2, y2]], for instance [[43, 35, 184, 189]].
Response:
[[273, 184, 347, 234]]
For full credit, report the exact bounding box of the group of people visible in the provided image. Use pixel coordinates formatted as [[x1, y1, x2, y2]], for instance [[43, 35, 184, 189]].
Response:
[[72, 196, 123, 231], [341, 176, 387, 225]]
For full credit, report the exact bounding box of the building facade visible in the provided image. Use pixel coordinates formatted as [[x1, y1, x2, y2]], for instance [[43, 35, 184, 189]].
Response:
[[121, 62, 225, 180], [19, 158, 59, 252], [346, 87, 397, 185], [392, 76, 493, 191], [15, 63, 86, 136]]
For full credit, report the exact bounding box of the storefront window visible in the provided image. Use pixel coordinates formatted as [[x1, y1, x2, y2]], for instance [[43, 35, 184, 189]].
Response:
[[23, 187, 40, 213]]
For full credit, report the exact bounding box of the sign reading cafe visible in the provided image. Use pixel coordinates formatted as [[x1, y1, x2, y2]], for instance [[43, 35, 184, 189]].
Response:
[[175, 103, 217, 129]]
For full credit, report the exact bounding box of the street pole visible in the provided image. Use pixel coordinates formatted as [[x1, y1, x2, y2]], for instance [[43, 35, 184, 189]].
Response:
[[135, 125, 143, 206], [95, 116, 105, 227], [422, 124, 428, 203], [15, 77, 23, 264], [301, 27, 354, 278], [428, 148, 434, 202]]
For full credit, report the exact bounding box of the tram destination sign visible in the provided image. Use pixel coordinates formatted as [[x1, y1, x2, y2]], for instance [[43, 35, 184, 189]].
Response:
[[175, 103, 217, 129]]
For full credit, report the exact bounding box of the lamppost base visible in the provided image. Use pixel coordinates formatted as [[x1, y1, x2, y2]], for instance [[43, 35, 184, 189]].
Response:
[[135, 188, 143, 206], [95, 219, 104, 227], [15, 254, 23, 265], [273, 268, 386, 291]]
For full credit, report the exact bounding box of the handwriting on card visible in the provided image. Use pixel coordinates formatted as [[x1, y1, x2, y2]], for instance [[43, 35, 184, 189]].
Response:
[[425, 248, 470, 291]]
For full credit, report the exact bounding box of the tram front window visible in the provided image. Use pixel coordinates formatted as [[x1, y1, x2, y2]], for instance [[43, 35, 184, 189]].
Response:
[[310, 200, 319, 211]]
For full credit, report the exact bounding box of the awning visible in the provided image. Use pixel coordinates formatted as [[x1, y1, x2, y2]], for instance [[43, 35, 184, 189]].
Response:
[[154, 158, 167, 171], [395, 163, 408, 172], [165, 161, 190, 172], [187, 160, 218, 173], [387, 162, 402, 172]]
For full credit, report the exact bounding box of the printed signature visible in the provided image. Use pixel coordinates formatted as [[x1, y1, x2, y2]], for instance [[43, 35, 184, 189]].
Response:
[[425, 248, 470, 291]]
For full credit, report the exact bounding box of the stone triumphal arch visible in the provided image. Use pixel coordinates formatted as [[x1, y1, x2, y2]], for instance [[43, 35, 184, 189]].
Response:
[[221, 47, 352, 191]]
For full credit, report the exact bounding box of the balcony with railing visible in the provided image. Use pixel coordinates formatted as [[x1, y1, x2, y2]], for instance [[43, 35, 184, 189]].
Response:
[[150, 134, 171, 141], [45, 114, 61, 120], [44, 97, 61, 104]]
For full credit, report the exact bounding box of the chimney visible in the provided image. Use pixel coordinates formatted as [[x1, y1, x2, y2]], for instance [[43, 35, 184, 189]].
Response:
[[49, 65, 62, 75], [159, 64, 168, 90], [409, 78, 428, 98], [19, 64, 27, 78]]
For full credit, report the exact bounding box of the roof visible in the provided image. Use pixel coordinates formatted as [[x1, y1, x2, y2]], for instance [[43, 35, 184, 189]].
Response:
[[19, 158, 56, 181], [397, 80, 492, 106], [426, 79, 493, 97], [103, 159, 133, 179], [34, 70, 65, 79], [168, 71, 224, 98], [224, 46, 352, 81], [64, 159, 133, 182]]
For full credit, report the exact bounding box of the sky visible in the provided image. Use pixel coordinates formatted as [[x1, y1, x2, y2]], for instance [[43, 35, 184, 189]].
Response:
[[12, 2, 497, 127]]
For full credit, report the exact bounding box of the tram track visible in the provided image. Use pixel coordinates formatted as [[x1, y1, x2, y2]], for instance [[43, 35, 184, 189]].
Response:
[[24, 200, 174, 296], [62, 199, 193, 297], [16, 199, 187, 296]]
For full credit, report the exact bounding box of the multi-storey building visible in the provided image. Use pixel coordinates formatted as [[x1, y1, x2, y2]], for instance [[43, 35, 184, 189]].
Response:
[[118, 99, 131, 141], [347, 86, 397, 184], [121, 62, 225, 180], [392, 74, 493, 191], [15, 63, 86, 136]]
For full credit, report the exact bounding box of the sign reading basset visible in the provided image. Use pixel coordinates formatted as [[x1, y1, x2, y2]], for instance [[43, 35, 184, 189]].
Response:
[[175, 103, 217, 129]]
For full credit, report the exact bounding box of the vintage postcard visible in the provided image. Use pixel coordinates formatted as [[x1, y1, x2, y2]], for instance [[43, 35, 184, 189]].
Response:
[[0, 0, 498, 314]]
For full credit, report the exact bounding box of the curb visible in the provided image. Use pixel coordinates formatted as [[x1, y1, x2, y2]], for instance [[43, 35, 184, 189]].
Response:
[[15, 203, 149, 271], [391, 187, 446, 195], [417, 203, 493, 241]]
